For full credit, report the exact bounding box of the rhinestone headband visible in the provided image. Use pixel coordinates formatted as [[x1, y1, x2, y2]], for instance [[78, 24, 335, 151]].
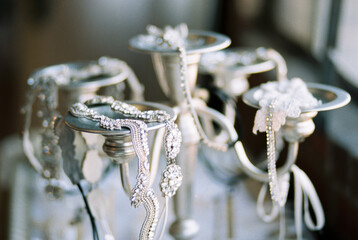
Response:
[[70, 97, 183, 240], [144, 23, 229, 152], [30, 57, 134, 87], [22, 57, 143, 189], [252, 78, 321, 206]]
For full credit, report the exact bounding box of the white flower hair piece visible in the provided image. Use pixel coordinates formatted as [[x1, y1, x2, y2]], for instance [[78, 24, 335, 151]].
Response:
[[253, 78, 321, 134]]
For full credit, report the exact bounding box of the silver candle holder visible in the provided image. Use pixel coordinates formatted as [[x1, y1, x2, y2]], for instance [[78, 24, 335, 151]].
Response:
[[128, 24, 351, 239], [240, 82, 351, 180], [199, 47, 275, 97], [23, 57, 144, 197], [21, 23, 352, 240], [129, 27, 231, 239], [64, 101, 175, 189], [64, 99, 181, 240]]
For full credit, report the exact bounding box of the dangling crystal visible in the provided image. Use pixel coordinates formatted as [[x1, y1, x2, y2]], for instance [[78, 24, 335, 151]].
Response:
[[159, 164, 183, 197], [43, 145, 50, 154], [42, 120, 49, 127], [38, 93, 46, 102], [37, 110, 44, 118], [27, 78, 35, 86]]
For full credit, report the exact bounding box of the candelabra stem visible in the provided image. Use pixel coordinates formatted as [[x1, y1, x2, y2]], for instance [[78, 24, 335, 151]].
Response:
[[149, 127, 165, 186], [169, 112, 200, 240], [119, 163, 131, 196], [129, 29, 231, 239]]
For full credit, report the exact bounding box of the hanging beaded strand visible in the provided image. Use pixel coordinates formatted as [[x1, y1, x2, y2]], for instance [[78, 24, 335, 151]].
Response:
[[70, 99, 185, 240], [22, 56, 141, 180], [22, 75, 63, 199], [177, 41, 228, 152], [144, 24, 229, 152], [83, 96, 183, 198], [266, 103, 285, 206], [110, 99, 183, 198], [70, 103, 159, 240]]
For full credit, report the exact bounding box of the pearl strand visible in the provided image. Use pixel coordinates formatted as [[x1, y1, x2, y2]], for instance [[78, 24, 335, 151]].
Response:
[[177, 45, 228, 152], [266, 103, 285, 206]]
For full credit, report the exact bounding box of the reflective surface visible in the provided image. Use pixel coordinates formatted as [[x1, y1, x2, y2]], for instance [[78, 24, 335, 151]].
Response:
[[199, 47, 275, 75], [65, 101, 175, 135], [242, 82, 351, 113], [129, 30, 231, 55], [32, 60, 128, 90]]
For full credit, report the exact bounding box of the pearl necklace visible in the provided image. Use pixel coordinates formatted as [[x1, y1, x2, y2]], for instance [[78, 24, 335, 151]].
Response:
[[266, 103, 286, 206]]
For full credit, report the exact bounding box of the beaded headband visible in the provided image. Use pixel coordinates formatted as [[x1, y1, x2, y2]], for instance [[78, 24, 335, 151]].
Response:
[[70, 96, 183, 240]]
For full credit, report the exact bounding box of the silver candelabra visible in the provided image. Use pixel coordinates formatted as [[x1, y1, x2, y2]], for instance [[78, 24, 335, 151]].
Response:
[[21, 23, 352, 240]]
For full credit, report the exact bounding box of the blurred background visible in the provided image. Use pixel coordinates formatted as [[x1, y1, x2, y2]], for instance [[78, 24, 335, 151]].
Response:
[[0, 0, 357, 239]]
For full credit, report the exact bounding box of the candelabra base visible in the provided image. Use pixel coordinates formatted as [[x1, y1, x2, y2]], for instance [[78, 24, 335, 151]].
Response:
[[169, 219, 200, 240]]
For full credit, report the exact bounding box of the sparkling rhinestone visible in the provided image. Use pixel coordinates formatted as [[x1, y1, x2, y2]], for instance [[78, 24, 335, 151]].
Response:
[[38, 93, 46, 102], [42, 120, 49, 127], [27, 78, 35, 85], [37, 110, 44, 118]]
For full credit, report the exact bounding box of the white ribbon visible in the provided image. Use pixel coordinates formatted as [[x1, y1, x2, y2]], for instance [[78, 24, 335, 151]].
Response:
[[292, 165, 325, 239], [256, 165, 325, 239], [257, 183, 280, 222], [257, 173, 290, 240], [257, 172, 290, 222]]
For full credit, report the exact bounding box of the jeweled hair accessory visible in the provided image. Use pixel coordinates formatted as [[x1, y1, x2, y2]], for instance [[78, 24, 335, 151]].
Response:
[[242, 75, 331, 238], [195, 46, 341, 239], [252, 78, 321, 208], [138, 23, 188, 50], [69, 96, 182, 240], [22, 57, 144, 196], [21, 57, 145, 239], [253, 78, 321, 134], [84, 96, 183, 235], [143, 23, 229, 152]]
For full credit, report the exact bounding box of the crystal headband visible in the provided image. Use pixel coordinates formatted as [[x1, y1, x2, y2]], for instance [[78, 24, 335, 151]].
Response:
[[30, 57, 139, 90], [22, 57, 144, 182], [144, 23, 230, 151], [70, 96, 183, 240]]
